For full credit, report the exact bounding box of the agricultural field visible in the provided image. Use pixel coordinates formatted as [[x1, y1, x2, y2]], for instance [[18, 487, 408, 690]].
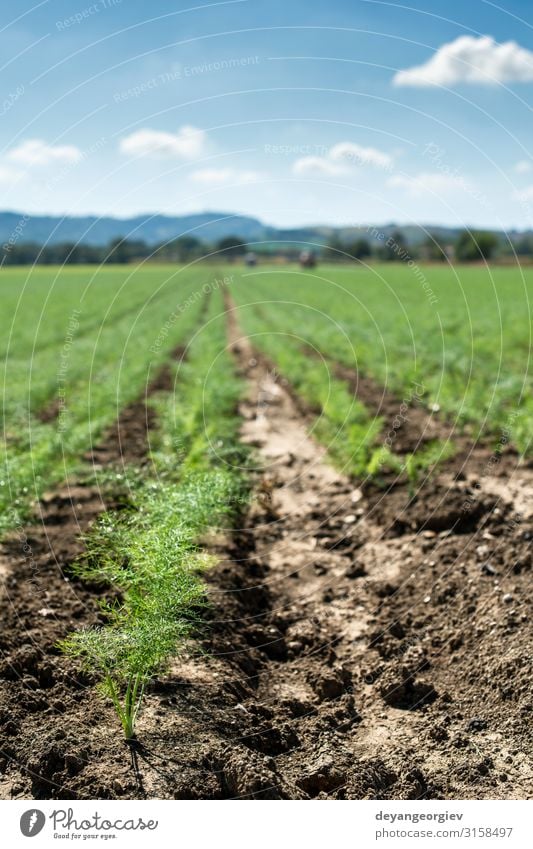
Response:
[[0, 261, 532, 800]]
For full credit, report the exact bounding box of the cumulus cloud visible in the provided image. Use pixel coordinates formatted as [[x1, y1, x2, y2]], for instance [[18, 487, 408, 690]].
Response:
[[119, 125, 206, 159], [293, 142, 393, 177], [393, 35, 533, 87], [292, 156, 344, 177], [514, 160, 532, 174], [513, 185, 533, 202], [0, 165, 25, 184], [7, 139, 82, 166], [329, 142, 393, 169], [388, 172, 466, 196], [189, 168, 262, 185]]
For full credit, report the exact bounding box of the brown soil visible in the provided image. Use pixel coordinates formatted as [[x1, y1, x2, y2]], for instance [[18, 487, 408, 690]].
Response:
[[0, 355, 172, 799], [305, 341, 529, 484], [0, 309, 531, 800]]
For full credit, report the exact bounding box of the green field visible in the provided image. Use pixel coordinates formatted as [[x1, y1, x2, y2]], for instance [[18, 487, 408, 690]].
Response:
[[2, 260, 531, 742], [2, 261, 531, 533], [232, 263, 533, 449]]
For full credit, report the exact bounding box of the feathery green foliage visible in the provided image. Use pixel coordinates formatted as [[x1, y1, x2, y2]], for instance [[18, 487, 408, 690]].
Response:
[[61, 287, 249, 740], [0, 264, 211, 534], [232, 265, 533, 456]]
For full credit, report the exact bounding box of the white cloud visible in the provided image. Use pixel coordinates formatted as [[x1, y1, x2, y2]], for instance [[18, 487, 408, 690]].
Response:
[[189, 168, 262, 184], [514, 160, 532, 174], [7, 139, 82, 166], [119, 125, 206, 159], [292, 156, 344, 177], [513, 185, 533, 202], [0, 165, 25, 184], [393, 35, 533, 87], [293, 142, 392, 177], [388, 172, 466, 197], [329, 142, 393, 170]]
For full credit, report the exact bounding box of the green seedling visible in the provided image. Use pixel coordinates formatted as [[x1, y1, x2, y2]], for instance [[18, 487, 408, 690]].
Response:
[[402, 440, 456, 498], [60, 295, 250, 743], [61, 616, 191, 741]]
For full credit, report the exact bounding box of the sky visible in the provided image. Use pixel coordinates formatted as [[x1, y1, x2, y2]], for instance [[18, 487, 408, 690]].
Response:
[[1, 0, 533, 230]]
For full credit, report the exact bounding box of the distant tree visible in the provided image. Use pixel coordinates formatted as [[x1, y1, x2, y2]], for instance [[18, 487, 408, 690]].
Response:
[[513, 235, 533, 256], [377, 229, 408, 262], [347, 238, 372, 260], [105, 237, 149, 263], [423, 234, 448, 262], [178, 235, 203, 260], [216, 236, 246, 258], [156, 236, 204, 262], [48, 242, 105, 264], [324, 235, 345, 261], [455, 230, 498, 262]]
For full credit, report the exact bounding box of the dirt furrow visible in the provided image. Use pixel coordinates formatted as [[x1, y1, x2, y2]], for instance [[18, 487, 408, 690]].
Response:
[[183, 297, 530, 800], [119, 299, 529, 801], [302, 340, 529, 486], [289, 336, 533, 561], [2, 296, 530, 800], [0, 346, 186, 799], [216, 306, 434, 798]]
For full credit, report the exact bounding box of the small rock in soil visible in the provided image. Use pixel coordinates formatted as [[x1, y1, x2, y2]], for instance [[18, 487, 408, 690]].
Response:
[[345, 561, 366, 578], [312, 674, 344, 701], [467, 718, 488, 732]]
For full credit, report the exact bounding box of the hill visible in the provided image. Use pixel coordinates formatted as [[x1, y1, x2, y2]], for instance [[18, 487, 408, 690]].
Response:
[[0, 210, 528, 250]]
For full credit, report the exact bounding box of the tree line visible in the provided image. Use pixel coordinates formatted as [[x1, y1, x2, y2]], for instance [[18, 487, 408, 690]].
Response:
[[1, 235, 248, 266], [1, 228, 530, 266], [324, 229, 506, 262]]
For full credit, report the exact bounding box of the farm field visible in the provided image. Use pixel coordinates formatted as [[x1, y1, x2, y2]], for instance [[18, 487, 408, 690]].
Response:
[[0, 261, 532, 800]]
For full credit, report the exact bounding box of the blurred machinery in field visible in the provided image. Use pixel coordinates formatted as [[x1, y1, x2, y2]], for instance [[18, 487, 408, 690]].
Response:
[[299, 250, 317, 268]]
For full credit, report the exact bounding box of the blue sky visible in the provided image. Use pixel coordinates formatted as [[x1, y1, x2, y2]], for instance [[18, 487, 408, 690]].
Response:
[[2, 0, 533, 229]]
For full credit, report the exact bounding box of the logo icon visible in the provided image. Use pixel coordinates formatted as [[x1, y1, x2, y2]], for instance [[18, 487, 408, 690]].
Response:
[[20, 810, 46, 837]]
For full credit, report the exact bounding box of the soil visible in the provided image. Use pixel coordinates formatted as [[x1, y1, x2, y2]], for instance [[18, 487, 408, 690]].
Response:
[[0, 307, 531, 800]]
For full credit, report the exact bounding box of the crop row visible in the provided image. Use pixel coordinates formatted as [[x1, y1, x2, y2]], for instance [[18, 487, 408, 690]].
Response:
[[61, 285, 249, 739], [0, 265, 213, 533], [231, 295, 452, 486], [231, 264, 533, 455]]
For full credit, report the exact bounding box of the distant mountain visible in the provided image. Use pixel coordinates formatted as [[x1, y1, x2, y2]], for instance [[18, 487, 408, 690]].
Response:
[[0, 210, 528, 249], [0, 211, 270, 247]]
